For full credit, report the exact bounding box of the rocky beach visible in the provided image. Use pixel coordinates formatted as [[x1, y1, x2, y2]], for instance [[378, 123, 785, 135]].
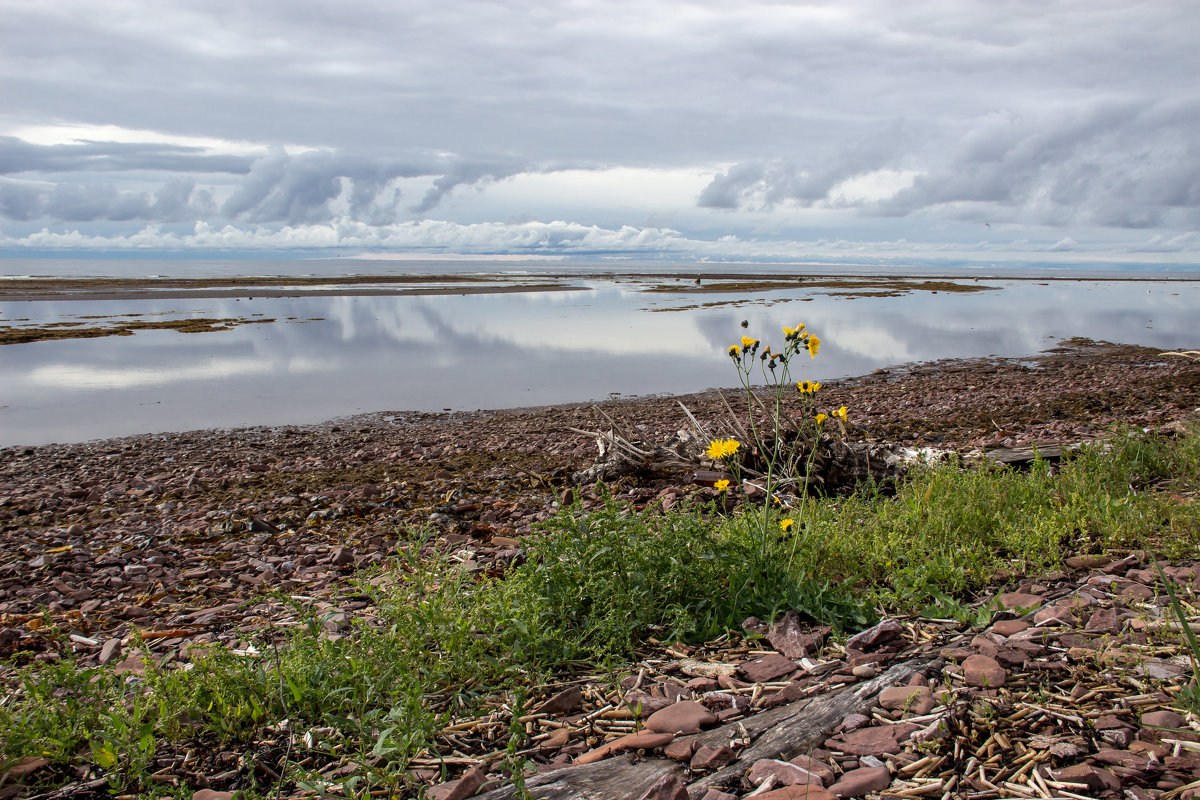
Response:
[[2, 338, 1199, 798]]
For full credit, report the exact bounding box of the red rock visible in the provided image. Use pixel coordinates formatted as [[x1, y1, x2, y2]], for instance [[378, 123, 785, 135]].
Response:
[[575, 731, 676, 764], [990, 619, 1030, 636], [970, 634, 1001, 658], [97, 637, 121, 665], [1101, 554, 1141, 575], [1130, 740, 1171, 759], [763, 611, 830, 658], [1051, 764, 1120, 793], [690, 744, 737, 770], [878, 685, 934, 715], [113, 651, 147, 675], [637, 775, 688, 800], [962, 654, 1006, 687], [539, 685, 583, 714], [748, 758, 825, 787], [827, 765, 892, 797], [329, 546, 355, 566], [754, 786, 838, 800], [3, 756, 50, 780], [1066, 554, 1111, 570], [763, 682, 810, 708], [1093, 749, 1149, 769], [788, 754, 836, 785], [1033, 603, 1075, 626], [1142, 709, 1186, 729], [995, 647, 1029, 669], [850, 664, 878, 679], [539, 727, 571, 750], [1119, 581, 1155, 600], [844, 619, 902, 652], [428, 765, 488, 800], [718, 674, 752, 690], [663, 738, 696, 762], [740, 652, 798, 683], [825, 725, 905, 756], [625, 690, 673, 716], [645, 700, 717, 734], [837, 713, 870, 732], [996, 591, 1042, 610]]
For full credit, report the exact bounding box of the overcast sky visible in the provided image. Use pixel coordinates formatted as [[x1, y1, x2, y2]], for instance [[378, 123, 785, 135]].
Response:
[[1, 0, 1197, 265]]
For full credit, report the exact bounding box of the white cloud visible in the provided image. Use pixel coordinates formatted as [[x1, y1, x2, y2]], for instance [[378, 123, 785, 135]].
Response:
[[825, 169, 921, 206], [1, 0, 1198, 262], [27, 355, 323, 390], [4, 218, 1199, 266]]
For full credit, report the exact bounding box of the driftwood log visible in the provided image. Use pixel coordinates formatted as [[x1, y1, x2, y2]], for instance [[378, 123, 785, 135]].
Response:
[[474, 656, 940, 800], [570, 407, 1095, 490], [570, 426, 931, 493]]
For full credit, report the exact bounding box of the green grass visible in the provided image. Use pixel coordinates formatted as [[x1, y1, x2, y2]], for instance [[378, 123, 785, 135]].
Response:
[[2, 426, 1198, 796]]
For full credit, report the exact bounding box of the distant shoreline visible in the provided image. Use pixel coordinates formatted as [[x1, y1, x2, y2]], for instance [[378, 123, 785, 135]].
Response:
[[1, 270, 1196, 302]]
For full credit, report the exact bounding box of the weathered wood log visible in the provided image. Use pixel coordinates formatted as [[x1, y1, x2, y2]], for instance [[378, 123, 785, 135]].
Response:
[[685, 656, 940, 798], [27, 778, 110, 800], [978, 440, 1095, 466], [473, 656, 940, 800]]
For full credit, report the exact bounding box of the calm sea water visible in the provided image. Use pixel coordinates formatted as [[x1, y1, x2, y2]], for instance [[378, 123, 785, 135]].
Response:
[[2, 258, 1198, 446]]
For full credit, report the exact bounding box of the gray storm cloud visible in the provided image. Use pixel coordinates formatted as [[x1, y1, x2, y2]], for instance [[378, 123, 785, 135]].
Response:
[[699, 97, 1200, 230], [0, 0, 1198, 259], [0, 140, 532, 225]]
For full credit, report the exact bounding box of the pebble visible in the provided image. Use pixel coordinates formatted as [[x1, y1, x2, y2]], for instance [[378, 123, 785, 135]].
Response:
[[645, 701, 717, 734]]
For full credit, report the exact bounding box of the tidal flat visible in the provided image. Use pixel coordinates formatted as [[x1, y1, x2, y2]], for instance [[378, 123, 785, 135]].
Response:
[[1, 270, 1197, 446]]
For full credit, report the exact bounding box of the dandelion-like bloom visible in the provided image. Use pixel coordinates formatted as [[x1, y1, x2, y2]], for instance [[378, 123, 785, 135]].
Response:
[[797, 380, 822, 394], [807, 335, 821, 358], [705, 439, 741, 459], [714, 479, 730, 492], [783, 324, 805, 339], [780, 518, 795, 532], [834, 405, 848, 421], [727, 345, 739, 358], [815, 413, 828, 424], [741, 335, 759, 350]]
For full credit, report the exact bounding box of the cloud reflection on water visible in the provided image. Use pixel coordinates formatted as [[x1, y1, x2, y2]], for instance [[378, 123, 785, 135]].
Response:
[[1, 279, 1197, 445]]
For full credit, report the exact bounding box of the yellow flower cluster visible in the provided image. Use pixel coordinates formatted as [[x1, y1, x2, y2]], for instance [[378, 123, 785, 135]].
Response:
[[815, 406, 849, 425], [807, 335, 821, 358], [741, 336, 759, 349], [714, 479, 731, 492], [780, 518, 794, 532], [705, 438, 741, 459], [797, 380, 821, 394]]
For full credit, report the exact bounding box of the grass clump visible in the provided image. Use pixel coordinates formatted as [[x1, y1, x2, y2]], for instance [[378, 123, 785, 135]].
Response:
[[790, 426, 1200, 618]]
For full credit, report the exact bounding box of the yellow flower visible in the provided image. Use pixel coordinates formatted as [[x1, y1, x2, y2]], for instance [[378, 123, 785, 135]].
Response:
[[834, 405, 848, 421], [705, 438, 741, 459], [797, 380, 822, 394], [780, 518, 794, 532], [782, 323, 805, 339], [714, 479, 730, 492], [815, 413, 828, 424], [806, 335, 821, 358], [727, 345, 739, 358], [740, 335, 759, 350]]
